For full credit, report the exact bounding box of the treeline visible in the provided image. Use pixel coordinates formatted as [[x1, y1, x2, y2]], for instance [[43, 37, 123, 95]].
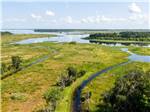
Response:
[[1, 31, 13, 36], [87, 32, 150, 41]]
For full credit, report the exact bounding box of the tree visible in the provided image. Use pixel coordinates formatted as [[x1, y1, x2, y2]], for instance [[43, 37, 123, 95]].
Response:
[[1, 31, 13, 35], [100, 69, 150, 112], [67, 67, 77, 78], [11, 56, 22, 69], [57, 74, 72, 89], [81, 91, 92, 112]]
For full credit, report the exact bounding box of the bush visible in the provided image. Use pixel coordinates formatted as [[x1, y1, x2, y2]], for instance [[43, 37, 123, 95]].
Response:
[[57, 74, 72, 88], [11, 56, 22, 69], [43, 88, 61, 111], [78, 70, 86, 77], [57, 67, 86, 89], [43, 88, 61, 104], [67, 67, 77, 78], [100, 69, 150, 112]]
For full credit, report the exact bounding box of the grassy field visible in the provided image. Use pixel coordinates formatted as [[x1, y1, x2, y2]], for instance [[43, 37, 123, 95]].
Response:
[[1, 34, 150, 112]]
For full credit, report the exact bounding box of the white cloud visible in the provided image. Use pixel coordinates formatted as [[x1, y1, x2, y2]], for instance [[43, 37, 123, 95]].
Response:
[[31, 14, 42, 20], [128, 3, 142, 13], [81, 16, 127, 24], [46, 10, 55, 16]]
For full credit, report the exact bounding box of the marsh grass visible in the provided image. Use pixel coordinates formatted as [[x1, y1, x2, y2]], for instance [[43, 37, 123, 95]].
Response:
[[2, 34, 149, 112]]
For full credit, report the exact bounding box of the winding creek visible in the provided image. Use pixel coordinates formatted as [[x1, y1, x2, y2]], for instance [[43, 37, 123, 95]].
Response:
[[72, 61, 130, 112], [72, 48, 150, 112]]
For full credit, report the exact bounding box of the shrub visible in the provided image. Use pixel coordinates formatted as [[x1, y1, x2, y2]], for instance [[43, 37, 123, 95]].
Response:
[[43, 88, 61, 111], [57, 67, 86, 89], [43, 88, 61, 104], [57, 74, 72, 88], [78, 70, 86, 77], [11, 56, 22, 69], [67, 67, 77, 78]]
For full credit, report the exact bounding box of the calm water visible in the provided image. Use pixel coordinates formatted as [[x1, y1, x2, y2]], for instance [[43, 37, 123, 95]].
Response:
[[121, 48, 150, 62], [14, 34, 90, 44]]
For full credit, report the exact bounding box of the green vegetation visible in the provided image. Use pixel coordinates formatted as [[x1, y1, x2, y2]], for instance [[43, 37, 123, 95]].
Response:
[[99, 69, 150, 112], [89, 39, 150, 44], [57, 67, 86, 89], [1, 56, 22, 77], [11, 56, 22, 69], [1, 33, 150, 112], [1, 34, 128, 112], [43, 88, 61, 112], [86, 32, 150, 41], [1, 31, 13, 36]]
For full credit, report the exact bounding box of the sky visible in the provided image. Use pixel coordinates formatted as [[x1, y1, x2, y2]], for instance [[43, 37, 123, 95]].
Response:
[[1, 0, 149, 29]]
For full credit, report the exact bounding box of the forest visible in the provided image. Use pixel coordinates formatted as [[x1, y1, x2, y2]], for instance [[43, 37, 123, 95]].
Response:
[[86, 32, 150, 41]]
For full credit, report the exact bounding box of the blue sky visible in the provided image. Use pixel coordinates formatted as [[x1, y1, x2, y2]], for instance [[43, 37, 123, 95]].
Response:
[[1, 0, 149, 29]]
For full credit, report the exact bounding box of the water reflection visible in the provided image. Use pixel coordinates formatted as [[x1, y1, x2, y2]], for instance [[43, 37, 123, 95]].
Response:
[[121, 48, 150, 62], [15, 34, 90, 44]]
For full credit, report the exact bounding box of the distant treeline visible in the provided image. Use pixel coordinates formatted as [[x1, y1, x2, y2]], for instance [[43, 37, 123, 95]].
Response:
[[34, 29, 150, 33], [1, 31, 13, 36], [86, 32, 150, 41]]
